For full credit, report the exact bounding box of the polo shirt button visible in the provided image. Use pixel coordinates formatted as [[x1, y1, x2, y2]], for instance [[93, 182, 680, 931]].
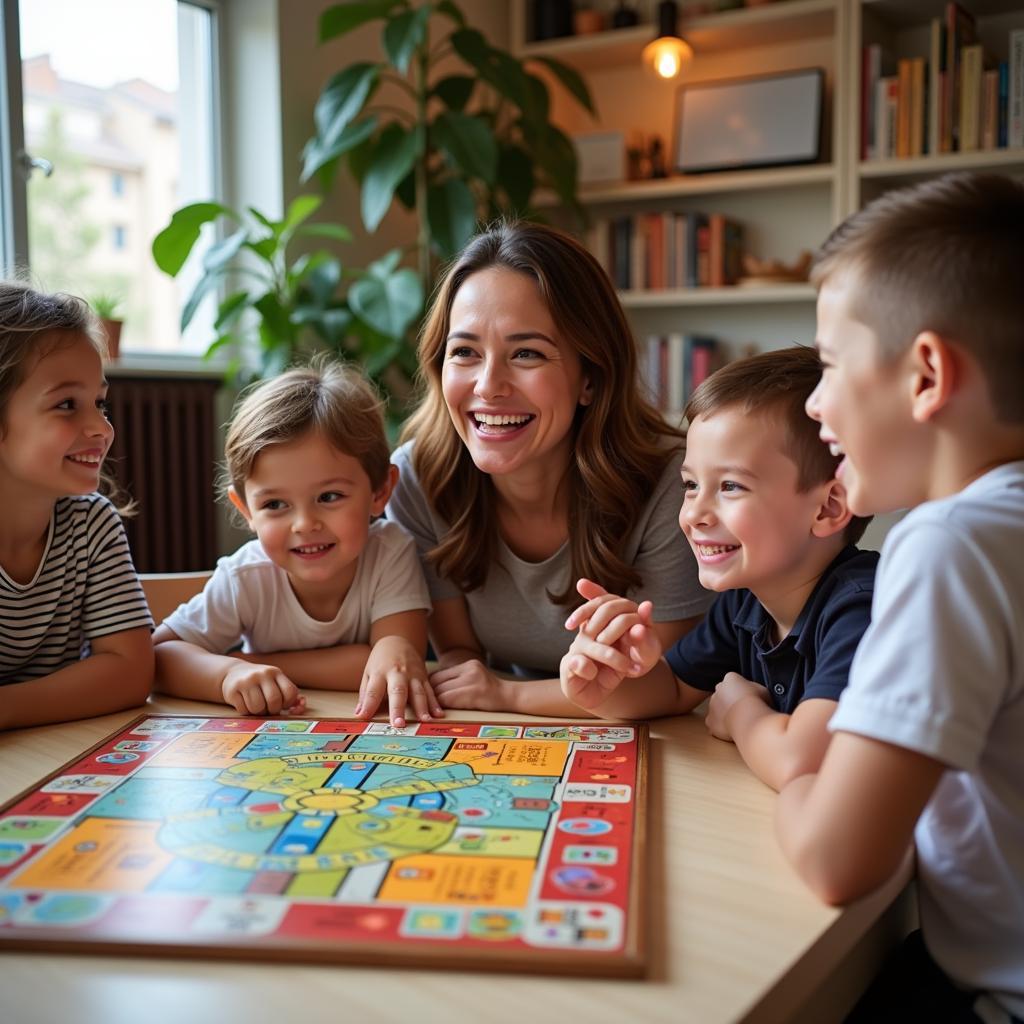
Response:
[[773, 684, 785, 695]]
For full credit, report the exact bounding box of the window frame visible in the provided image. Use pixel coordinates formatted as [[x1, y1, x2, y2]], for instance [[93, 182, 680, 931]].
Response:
[[0, 0, 228, 363]]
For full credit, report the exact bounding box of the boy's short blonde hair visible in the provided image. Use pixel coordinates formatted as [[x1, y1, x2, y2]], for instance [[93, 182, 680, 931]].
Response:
[[684, 346, 871, 545], [225, 360, 390, 498], [811, 172, 1024, 423]]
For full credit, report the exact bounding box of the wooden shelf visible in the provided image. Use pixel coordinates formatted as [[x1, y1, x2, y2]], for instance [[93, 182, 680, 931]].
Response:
[[859, 148, 1024, 180], [536, 164, 835, 208], [619, 284, 816, 308], [516, 0, 837, 70]]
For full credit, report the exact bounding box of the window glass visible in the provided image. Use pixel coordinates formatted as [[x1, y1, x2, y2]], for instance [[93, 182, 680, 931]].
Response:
[[19, 0, 217, 354]]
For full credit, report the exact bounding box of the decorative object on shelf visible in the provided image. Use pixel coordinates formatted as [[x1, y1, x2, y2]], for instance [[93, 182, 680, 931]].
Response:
[[533, 0, 574, 40], [573, 5, 606, 35], [737, 250, 813, 286], [575, 130, 627, 184], [674, 68, 824, 173], [90, 293, 123, 360], [611, 1, 640, 28], [642, 0, 694, 80], [626, 130, 648, 179], [648, 134, 669, 178]]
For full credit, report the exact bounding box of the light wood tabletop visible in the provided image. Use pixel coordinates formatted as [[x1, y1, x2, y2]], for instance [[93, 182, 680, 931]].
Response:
[[0, 693, 910, 1024]]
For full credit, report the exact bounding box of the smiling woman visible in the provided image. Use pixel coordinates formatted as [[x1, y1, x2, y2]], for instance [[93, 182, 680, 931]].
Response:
[[387, 221, 711, 717]]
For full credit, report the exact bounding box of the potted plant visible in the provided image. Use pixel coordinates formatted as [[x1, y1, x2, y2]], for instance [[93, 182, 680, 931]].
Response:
[[301, 0, 596, 298], [151, 193, 422, 422], [90, 293, 123, 360]]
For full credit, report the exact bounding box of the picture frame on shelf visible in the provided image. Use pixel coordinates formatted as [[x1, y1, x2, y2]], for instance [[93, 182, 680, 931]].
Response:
[[673, 68, 825, 174]]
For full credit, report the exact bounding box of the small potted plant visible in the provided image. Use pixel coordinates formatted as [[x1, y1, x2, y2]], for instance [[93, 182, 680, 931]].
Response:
[[90, 294, 123, 360]]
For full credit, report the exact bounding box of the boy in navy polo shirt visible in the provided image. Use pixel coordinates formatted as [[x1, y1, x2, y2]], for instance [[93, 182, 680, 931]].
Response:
[[560, 346, 878, 791]]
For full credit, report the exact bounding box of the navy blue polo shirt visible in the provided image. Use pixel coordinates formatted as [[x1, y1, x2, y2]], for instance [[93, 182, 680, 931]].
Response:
[[664, 546, 879, 713]]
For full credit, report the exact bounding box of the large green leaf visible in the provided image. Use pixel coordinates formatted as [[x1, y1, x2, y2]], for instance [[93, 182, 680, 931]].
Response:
[[435, 0, 465, 27], [319, 1, 400, 42], [496, 144, 534, 211], [180, 270, 223, 333], [305, 259, 344, 306], [426, 177, 477, 257], [361, 124, 420, 232], [432, 74, 474, 112], [301, 115, 378, 186], [203, 229, 247, 275], [349, 251, 423, 339], [278, 194, 323, 251], [296, 223, 354, 244], [532, 56, 596, 116], [152, 202, 233, 276], [433, 111, 497, 184], [490, 51, 533, 113], [450, 29, 500, 90], [382, 6, 429, 74], [214, 290, 251, 331], [520, 71, 550, 124], [254, 291, 294, 348], [523, 121, 578, 204], [309, 62, 379, 155]]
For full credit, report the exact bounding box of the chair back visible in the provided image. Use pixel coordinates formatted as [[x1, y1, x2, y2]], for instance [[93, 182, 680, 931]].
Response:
[[140, 572, 211, 626]]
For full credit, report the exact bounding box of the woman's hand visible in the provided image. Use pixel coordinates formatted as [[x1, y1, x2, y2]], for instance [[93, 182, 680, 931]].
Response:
[[429, 659, 514, 712]]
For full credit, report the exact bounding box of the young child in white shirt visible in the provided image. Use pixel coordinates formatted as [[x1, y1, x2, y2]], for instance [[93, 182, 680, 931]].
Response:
[[777, 172, 1024, 1024], [154, 361, 438, 728]]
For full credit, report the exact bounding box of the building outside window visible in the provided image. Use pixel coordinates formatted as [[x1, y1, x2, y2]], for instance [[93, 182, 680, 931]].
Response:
[[6, 0, 219, 354]]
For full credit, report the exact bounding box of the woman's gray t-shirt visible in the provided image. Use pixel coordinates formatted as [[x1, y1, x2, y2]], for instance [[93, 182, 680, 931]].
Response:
[[387, 440, 710, 678]]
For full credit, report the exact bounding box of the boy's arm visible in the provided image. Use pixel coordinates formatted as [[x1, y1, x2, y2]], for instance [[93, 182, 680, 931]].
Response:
[[707, 676, 837, 791], [776, 732, 944, 904], [0, 627, 153, 731]]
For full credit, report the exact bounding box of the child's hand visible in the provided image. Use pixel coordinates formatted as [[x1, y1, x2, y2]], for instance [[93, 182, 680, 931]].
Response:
[[429, 659, 513, 712], [221, 662, 305, 716], [564, 579, 661, 673], [355, 636, 441, 728], [705, 672, 769, 741]]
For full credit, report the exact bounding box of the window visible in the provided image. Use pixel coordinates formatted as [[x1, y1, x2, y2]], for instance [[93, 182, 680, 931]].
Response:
[[8, 0, 219, 354]]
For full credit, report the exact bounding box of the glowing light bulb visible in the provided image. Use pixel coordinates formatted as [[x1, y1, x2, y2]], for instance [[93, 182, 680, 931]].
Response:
[[641, 36, 693, 81]]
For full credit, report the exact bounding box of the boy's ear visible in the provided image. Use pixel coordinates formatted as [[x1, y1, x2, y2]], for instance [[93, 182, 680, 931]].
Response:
[[370, 464, 400, 517], [811, 479, 853, 540], [227, 486, 254, 529], [908, 330, 957, 423]]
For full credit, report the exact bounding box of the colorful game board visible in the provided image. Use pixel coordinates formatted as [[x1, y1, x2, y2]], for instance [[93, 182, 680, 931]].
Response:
[[0, 716, 647, 974]]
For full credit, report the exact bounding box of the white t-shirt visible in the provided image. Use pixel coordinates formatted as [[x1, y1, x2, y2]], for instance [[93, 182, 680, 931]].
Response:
[[830, 461, 1024, 1017], [164, 519, 430, 654]]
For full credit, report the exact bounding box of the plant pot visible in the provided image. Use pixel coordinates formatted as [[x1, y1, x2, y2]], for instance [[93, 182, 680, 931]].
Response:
[[101, 318, 123, 360]]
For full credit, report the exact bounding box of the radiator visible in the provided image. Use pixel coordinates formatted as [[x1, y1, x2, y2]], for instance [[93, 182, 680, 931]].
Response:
[[104, 374, 221, 573]]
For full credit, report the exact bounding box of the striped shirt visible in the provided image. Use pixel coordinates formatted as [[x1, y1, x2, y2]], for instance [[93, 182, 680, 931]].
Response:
[[0, 494, 153, 685]]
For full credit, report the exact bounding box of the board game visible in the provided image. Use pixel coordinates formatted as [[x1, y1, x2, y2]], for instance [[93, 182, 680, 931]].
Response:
[[0, 716, 647, 975]]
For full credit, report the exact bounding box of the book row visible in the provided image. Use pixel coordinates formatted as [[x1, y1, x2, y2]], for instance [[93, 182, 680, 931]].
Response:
[[862, 8, 1024, 160], [638, 333, 721, 415], [586, 213, 745, 293]]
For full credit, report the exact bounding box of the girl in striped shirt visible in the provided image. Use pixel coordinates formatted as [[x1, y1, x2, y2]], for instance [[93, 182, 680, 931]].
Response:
[[0, 283, 153, 729]]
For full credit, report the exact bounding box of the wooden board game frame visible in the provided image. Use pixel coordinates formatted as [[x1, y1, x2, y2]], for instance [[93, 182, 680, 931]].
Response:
[[0, 715, 648, 976]]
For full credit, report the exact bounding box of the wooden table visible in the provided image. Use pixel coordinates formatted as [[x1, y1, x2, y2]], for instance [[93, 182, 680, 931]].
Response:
[[0, 694, 911, 1024]]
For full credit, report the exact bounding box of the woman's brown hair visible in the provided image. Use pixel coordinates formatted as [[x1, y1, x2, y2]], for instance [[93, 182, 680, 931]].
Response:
[[401, 221, 684, 606]]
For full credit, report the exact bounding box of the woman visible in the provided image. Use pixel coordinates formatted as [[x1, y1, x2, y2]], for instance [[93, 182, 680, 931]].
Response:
[[387, 222, 709, 716]]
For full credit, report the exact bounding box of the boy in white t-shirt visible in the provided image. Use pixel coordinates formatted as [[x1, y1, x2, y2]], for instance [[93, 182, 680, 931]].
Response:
[[154, 362, 439, 728], [777, 173, 1024, 1023]]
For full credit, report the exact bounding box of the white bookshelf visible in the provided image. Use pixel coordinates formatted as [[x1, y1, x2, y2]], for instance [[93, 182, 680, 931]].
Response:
[[509, 0, 1024, 364]]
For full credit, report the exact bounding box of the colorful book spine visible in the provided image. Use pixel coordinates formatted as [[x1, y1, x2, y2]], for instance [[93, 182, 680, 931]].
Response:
[[929, 18, 947, 155], [944, 2, 977, 152], [1010, 29, 1024, 148], [982, 69, 999, 150], [959, 43, 984, 152]]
